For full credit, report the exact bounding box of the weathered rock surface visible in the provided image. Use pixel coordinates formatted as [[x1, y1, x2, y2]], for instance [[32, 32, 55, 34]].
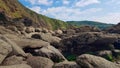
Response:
[[35, 28, 42, 32], [0, 39, 12, 64], [55, 29, 63, 35], [76, 54, 120, 68], [12, 38, 50, 48], [26, 56, 54, 68], [0, 64, 32, 68], [25, 27, 35, 33], [53, 61, 80, 68], [34, 45, 66, 62], [2, 55, 26, 65], [0, 35, 27, 57], [38, 33, 61, 43], [0, 26, 16, 34]]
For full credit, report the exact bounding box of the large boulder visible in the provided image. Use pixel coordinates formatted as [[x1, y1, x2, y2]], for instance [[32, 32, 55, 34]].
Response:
[[64, 29, 76, 35], [35, 28, 42, 32], [26, 56, 54, 68], [2, 55, 26, 65], [106, 23, 120, 34], [25, 27, 35, 33], [53, 61, 80, 68], [0, 35, 27, 57], [39, 33, 61, 43], [55, 29, 63, 35], [76, 54, 120, 68], [42, 28, 49, 33], [75, 26, 100, 33], [34, 45, 67, 62], [0, 39, 12, 64], [12, 38, 50, 48], [6, 26, 18, 32], [0, 64, 32, 68], [31, 33, 61, 44], [96, 50, 112, 56]]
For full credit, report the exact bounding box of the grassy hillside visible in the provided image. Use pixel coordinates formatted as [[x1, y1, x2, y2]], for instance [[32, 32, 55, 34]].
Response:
[[67, 21, 114, 29], [0, 0, 68, 30]]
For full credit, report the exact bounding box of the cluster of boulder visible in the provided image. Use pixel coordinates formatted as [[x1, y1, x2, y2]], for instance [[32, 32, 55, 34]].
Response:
[[0, 24, 120, 68], [106, 23, 120, 34]]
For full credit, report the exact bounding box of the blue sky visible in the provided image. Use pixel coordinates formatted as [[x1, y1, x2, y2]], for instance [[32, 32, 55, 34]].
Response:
[[18, 0, 120, 24]]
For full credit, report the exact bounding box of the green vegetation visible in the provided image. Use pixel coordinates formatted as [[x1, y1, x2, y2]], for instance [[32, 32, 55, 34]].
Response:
[[103, 54, 114, 62], [0, 0, 68, 30], [67, 21, 114, 29], [66, 55, 76, 61]]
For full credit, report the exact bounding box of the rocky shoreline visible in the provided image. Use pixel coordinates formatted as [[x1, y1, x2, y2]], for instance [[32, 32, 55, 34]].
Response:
[[0, 23, 120, 68]]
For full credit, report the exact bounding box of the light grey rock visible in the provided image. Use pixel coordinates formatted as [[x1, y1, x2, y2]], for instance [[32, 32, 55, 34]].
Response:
[[26, 56, 54, 68], [0, 64, 32, 68], [76, 54, 120, 68], [0, 39, 12, 64], [53, 61, 80, 68]]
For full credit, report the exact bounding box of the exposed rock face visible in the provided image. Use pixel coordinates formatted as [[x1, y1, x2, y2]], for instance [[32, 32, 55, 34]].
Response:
[[34, 45, 67, 62], [53, 61, 80, 68], [26, 56, 54, 68], [2, 55, 26, 65], [0, 64, 32, 68], [60, 32, 120, 55], [0, 39, 12, 64], [76, 54, 120, 68]]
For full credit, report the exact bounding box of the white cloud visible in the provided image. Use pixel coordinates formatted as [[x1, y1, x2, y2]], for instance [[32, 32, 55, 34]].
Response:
[[25, 0, 35, 4], [25, 0, 53, 6], [91, 13, 120, 24], [41, 6, 102, 21], [29, 6, 41, 13], [63, 0, 70, 5], [75, 0, 100, 7], [38, 0, 53, 6], [106, 0, 120, 5]]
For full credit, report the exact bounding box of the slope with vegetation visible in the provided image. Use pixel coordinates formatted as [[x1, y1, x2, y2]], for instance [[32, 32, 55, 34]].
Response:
[[0, 0, 68, 30], [67, 21, 114, 29]]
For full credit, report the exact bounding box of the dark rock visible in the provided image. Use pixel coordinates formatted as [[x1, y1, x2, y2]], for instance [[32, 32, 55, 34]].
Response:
[[59, 32, 120, 55]]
